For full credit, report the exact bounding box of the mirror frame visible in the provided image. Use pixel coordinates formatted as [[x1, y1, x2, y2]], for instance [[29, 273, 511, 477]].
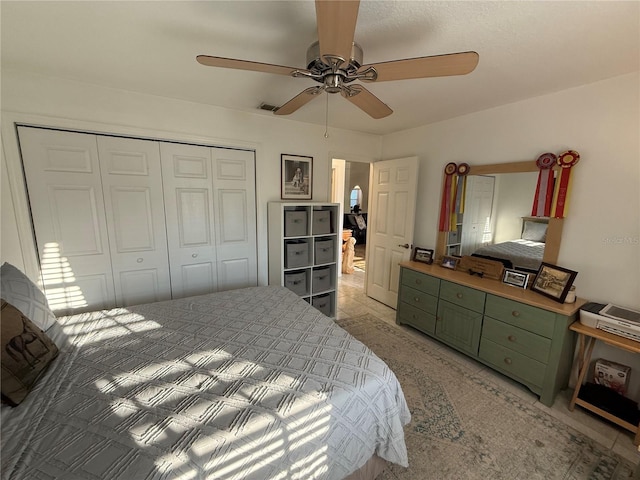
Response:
[[435, 160, 564, 266]]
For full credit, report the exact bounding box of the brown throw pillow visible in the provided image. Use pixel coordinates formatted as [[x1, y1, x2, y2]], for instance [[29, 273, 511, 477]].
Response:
[[1, 299, 59, 406]]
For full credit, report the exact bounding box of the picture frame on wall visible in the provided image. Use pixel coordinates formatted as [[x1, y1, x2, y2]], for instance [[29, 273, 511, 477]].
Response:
[[531, 262, 578, 303], [281, 154, 312, 200], [502, 269, 529, 289], [412, 247, 434, 265]]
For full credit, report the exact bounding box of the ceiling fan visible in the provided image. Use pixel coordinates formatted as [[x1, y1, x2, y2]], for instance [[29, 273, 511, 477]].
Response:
[[197, 0, 479, 119]]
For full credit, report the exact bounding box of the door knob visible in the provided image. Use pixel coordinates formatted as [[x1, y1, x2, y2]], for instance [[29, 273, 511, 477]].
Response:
[[398, 243, 410, 249]]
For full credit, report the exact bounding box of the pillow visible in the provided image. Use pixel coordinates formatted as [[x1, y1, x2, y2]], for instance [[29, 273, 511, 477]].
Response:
[[1, 300, 59, 406], [1, 263, 56, 331], [521, 221, 547, 243]]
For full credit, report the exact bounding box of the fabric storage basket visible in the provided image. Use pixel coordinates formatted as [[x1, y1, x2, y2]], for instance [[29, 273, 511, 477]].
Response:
[[285, 240, 310, 268], [284, 210, 308, 237], [312, 294, 332, 317], [314, 239, 334, 265], [312, 267, 331, 293], [312, 210, 331, 235], [284, 270, 307, 296]]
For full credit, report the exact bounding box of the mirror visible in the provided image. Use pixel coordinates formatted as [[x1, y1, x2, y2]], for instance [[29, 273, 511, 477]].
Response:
[[435, 160, 564, 269]]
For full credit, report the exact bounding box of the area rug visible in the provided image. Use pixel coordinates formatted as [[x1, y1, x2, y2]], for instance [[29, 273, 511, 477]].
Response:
[[336, 315, 637, 480]]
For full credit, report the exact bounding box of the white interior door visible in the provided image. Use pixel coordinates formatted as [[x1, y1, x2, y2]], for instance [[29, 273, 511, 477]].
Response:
[[461, 175, 495, 255], [97, 136, 171, 306], [18, 126, 117, 313], [366, 157, 419, 308], [210, 147, 257, 290], [160, 142, 218, 298]]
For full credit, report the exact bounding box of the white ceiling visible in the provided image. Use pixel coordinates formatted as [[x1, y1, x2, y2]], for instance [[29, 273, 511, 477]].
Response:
[[2, 1, 638, 136]]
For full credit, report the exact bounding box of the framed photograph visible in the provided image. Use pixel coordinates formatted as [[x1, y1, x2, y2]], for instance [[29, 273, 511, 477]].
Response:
[[412, 247, 434, 265], [502, 269, 529, 289], [441, 255, 459, 270], [281, 154, 312, 200], [531, 262, 578, 303]]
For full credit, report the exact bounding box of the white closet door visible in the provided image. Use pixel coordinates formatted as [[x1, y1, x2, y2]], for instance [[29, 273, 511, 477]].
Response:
[[17, 127, 116, 312], [97, 136, 171, 306], [211, 147, 257, 290], [160, 142, 218, 298]]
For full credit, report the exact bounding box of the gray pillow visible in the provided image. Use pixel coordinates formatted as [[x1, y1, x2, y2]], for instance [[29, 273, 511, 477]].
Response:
[[522, 221, 547, 243], [1, 263, 56, 332]]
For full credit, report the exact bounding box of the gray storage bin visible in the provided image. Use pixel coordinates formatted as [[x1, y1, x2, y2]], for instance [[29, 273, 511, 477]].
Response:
[[314, 239, 335, 265], [312, 267, 331, 293], [284, 210, 308, 237], [312, 210, 331, 235], [284, 270, 307, 296], [285, 240, 310, 268], [312, 294, 332, 317]]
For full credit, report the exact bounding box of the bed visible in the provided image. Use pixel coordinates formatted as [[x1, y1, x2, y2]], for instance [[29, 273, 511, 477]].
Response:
[[472, 218, 548, 271], [1, 274, 410, 480]]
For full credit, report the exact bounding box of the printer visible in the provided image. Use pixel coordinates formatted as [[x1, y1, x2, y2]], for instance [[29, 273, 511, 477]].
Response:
[[580, 302, 640, 342]]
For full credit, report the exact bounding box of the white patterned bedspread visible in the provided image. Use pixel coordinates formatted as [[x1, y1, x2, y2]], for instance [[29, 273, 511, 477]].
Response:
[[1, 286, 410, 480], [474, 239, 545, 270]]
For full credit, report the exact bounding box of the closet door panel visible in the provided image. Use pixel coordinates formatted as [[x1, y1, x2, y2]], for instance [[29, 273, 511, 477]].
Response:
[[17, 127, 116, 313], [97, 136, 171, 306], [212, 148, 258, 290], [160, 143, 218, 298]]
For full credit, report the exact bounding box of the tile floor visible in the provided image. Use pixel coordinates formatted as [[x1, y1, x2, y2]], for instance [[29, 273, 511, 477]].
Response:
[[336, 269, 640, 467]]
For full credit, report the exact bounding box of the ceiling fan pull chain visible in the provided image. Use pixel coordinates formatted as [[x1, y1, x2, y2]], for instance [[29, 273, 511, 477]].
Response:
[[324, 93, 329, 138]]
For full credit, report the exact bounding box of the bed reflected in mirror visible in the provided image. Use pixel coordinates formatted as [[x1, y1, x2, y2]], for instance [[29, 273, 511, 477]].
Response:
[[459, 171, 545, 271], [436, 160, 564, 267]]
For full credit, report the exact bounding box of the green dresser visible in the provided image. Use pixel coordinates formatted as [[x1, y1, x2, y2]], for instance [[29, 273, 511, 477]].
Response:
[[397, 263, 584, 406]]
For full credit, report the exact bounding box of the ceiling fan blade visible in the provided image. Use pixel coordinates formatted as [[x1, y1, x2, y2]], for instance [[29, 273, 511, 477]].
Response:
[[315, 0, 360, 66], [275, 87, 324, 115], [360, 51, 479, 82], [196, 55, 298, 76], [341, 85, 392, 119]]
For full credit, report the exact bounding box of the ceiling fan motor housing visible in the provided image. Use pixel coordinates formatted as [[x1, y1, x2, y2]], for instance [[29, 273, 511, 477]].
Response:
[[306, 41, 363, 78]]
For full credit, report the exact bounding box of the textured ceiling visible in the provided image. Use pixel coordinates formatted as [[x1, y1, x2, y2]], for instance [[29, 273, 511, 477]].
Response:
[[2, 1, 638, 135]]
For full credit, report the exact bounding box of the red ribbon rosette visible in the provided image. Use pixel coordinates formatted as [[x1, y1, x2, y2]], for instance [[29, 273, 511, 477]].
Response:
[[551, 150, 580, 218], [531, 153, 557, 217]]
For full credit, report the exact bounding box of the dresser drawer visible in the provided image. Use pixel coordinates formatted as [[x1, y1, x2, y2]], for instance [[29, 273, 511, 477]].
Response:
[[440, 280, 486, 313], [485, 294, 556, 338], [401, 269, 440, 296], [399, 286, 438, 315], [397, 301, 436, 335], [481, 317, 551, 364], [479, 338, 546, 388]]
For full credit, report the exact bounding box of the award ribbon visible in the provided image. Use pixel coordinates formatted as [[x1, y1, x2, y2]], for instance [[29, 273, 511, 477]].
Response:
[[438, 162, 457, 231], [452, 163, 469, 229], [551, 150, 580, 218], [531, 153, 556, 217]]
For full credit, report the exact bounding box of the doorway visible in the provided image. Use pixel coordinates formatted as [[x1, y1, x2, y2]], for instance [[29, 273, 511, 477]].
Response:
[[332, 159, 370, 284]]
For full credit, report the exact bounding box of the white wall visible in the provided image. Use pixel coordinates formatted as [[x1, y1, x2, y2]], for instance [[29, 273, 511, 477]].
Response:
[[0, 70, 381, 286], [381, 72, 640, 398]]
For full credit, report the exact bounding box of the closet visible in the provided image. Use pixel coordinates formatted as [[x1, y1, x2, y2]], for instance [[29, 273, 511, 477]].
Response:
[[18, 126, 257, 314]]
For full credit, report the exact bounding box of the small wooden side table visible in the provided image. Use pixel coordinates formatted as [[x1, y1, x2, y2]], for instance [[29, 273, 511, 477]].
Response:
[[568, 322, 640, 447]]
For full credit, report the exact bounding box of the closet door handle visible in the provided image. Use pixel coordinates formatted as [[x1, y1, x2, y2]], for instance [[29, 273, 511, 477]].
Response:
[[137, 258, 144, 263], [192, 253, 198, 258]]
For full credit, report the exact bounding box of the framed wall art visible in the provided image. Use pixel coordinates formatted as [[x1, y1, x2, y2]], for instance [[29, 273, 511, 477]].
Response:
[[531, 262, 578, 303], [412, 247, 434, 265], [281, 154, 312, 200]]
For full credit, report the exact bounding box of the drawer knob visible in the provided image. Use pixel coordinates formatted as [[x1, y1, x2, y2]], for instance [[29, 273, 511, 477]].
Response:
[[415, 279, 422, 285], [507, 335, 517, 342], [504, 357, 513, 365], [456, 292, 463, 299], [414, 297, 420, 302], [412, 314, 418, 320], [511, 310, 520, 317]]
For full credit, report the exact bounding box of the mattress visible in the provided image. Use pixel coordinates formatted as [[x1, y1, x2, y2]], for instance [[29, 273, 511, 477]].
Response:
[[473, 238, 545, 271], [1, 286, 410, 480]]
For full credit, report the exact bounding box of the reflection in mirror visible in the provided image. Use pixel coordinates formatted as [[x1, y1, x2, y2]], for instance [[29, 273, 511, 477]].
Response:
[[437, 160, 564, 269], [457, 171, 545, 271]]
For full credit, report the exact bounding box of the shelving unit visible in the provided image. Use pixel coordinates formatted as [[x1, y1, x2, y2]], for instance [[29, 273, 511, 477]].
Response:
[[268, 202, 340, 317], [568, 322, 640, 446]]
